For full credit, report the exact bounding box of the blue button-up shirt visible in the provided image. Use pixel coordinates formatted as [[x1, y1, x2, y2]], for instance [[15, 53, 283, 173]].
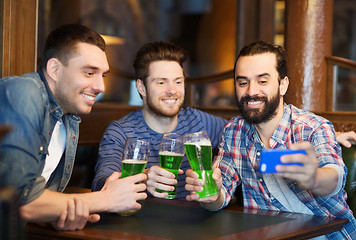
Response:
[[0, 72, 80, 205], [214, 104, 356, 239]]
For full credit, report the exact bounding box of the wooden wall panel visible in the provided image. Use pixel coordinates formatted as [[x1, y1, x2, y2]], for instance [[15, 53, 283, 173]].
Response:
[[236, 0, 275, 52], [0, 0, 37, 77]]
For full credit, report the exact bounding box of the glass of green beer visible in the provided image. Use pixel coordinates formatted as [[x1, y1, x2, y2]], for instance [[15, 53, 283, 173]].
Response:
[[119, 138, 150, 216], [183, 131, 218, 198], [121, 138, 150, 178], [157, 133, 184, 199]]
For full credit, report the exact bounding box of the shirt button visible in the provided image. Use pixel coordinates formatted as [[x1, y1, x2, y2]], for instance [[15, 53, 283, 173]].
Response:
[[259, 179, 263, 182], [271, 197, 275, 200], [40, 146, 43, 151], [257, 152, 261, 156]]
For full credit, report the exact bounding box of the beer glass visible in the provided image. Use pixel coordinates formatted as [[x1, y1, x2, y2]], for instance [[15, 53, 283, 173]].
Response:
[[157, 133, 184, 199], [183, 131, 218, 198], [121, 138, 150, 178], [120, 138, 150, 216]]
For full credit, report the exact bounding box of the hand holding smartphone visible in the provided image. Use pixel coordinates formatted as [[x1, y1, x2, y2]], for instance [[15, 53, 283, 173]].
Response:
[[259, 149, 306, 173]]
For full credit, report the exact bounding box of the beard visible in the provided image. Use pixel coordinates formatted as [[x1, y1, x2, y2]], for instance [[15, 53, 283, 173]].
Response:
[[237, 90, 280, 124], [146, 94, 183, 118]]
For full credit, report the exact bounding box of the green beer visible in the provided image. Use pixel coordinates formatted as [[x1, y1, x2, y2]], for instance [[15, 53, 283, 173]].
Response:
[[120, 159, 147, 216], [119, 138, 149, 216], [184, 142, 218, 198], [157, 151, 184, 199], [121, 159, 147, 178]]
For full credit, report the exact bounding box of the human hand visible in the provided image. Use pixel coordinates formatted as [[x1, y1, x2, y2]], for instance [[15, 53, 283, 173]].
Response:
[[336, 131, 356, 148], [275, 142, 319, 190], [101, 172, 147, 213], [145, 166, 183, 198], [52, 198, 100, 231], [185, 168, 222, 203]]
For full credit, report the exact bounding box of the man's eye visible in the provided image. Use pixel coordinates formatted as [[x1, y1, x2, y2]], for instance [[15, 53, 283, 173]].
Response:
[[238, 81, 248, 87], [85, 72, 94, 76], [259, 79, 268, 84], [157, 81, 164, 85]]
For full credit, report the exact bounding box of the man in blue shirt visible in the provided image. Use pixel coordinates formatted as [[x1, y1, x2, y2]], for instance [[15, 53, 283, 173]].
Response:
[[0, 24, 147, 231], [92, 41, 227, 199]]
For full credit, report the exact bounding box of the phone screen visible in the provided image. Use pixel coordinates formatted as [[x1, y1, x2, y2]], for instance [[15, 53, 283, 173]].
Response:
[[259, 149, 306, 173]]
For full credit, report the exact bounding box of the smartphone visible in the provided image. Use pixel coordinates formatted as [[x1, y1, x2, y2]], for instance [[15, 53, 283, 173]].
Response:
[[259, 149, 306, 173]]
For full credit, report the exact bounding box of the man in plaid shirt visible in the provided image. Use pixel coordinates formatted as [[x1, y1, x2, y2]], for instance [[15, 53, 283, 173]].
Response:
[[185, 41, 356, 239]]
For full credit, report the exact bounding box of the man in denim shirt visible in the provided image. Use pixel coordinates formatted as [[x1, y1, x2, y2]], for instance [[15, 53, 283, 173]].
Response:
[[0, 24, 147, 230]]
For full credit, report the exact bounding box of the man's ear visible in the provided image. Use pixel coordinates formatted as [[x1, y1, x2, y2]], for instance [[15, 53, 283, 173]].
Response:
[[136, 79, 147, 97], [46, 58, 61, 82], [280, 76, 289, 96]]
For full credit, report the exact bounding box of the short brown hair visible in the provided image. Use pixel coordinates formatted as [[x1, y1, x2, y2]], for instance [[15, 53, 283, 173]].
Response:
[[40, 24, 106, 71], [133, 41, 188, 84]]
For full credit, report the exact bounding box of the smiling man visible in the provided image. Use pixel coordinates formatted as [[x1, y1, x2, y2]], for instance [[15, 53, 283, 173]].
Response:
[[185, 41, 356, 239], [0, 24, 147, 231], [92, 41, 227, 199]]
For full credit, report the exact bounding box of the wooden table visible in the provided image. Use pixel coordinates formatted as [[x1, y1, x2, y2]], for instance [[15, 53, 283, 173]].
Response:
[[25, 197, 348, 240]]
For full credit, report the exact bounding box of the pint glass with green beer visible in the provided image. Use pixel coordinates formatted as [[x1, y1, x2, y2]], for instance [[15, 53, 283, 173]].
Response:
[[120, 138, 150, 216], [121, 138, 150, 178], [157, 133, 184, 199], [183, 131, 218, 198]]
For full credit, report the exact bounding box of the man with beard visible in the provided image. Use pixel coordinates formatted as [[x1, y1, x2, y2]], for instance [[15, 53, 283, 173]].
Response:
[[92, 41, 227, 199], [185, 41, 356, 239]]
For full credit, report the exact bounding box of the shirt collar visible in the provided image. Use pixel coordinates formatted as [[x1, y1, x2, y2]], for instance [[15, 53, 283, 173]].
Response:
[[38, 71, 63, 118], [270, 103, 292, 147], [242, 103, 292, 148]]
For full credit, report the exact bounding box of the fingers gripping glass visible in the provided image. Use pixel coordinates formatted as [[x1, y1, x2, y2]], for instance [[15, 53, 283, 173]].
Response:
[[183, 131, 218, 198], [157, 133, 184, 199], [119, 138, 150, 216]]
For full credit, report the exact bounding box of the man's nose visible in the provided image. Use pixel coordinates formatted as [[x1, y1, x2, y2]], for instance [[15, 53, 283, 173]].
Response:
[[247, 81, 259, 96], [93, 75, 105, 94], [166, 83, 177, 95]]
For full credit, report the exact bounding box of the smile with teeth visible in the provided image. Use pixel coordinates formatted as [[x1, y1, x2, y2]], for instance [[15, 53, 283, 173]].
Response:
[[248, 100, 263, 105], [247, 100, 264, 108], [81, 93, 96, 101], [162, 98, 177, 104]]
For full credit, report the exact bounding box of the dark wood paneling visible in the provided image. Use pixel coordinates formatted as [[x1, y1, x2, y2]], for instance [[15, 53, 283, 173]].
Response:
[[78, 103, 140, 145], [0, 0, 37, 77], [236, 0, 275, 52]]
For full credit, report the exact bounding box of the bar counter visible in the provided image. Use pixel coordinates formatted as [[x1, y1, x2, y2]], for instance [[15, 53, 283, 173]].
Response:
[[25, 197, 349, 240]]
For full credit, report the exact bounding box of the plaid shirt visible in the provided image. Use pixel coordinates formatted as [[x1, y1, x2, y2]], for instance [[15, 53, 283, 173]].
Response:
[[214, 104, 356, 239]]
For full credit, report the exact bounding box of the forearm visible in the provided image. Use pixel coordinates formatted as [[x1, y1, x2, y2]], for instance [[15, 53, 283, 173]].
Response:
[[309, 167, 338, 196], [19, 189, 108, 222]]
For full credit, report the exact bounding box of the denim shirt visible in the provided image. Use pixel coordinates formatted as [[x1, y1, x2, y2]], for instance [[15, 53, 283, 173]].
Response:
[[0, 72, 81, 205]]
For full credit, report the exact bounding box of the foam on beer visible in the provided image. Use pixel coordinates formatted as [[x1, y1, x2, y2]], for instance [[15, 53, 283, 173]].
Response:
[[159, 151, 184, 156], [122, 159, 147, 163], [184, 139, 211, 146]]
